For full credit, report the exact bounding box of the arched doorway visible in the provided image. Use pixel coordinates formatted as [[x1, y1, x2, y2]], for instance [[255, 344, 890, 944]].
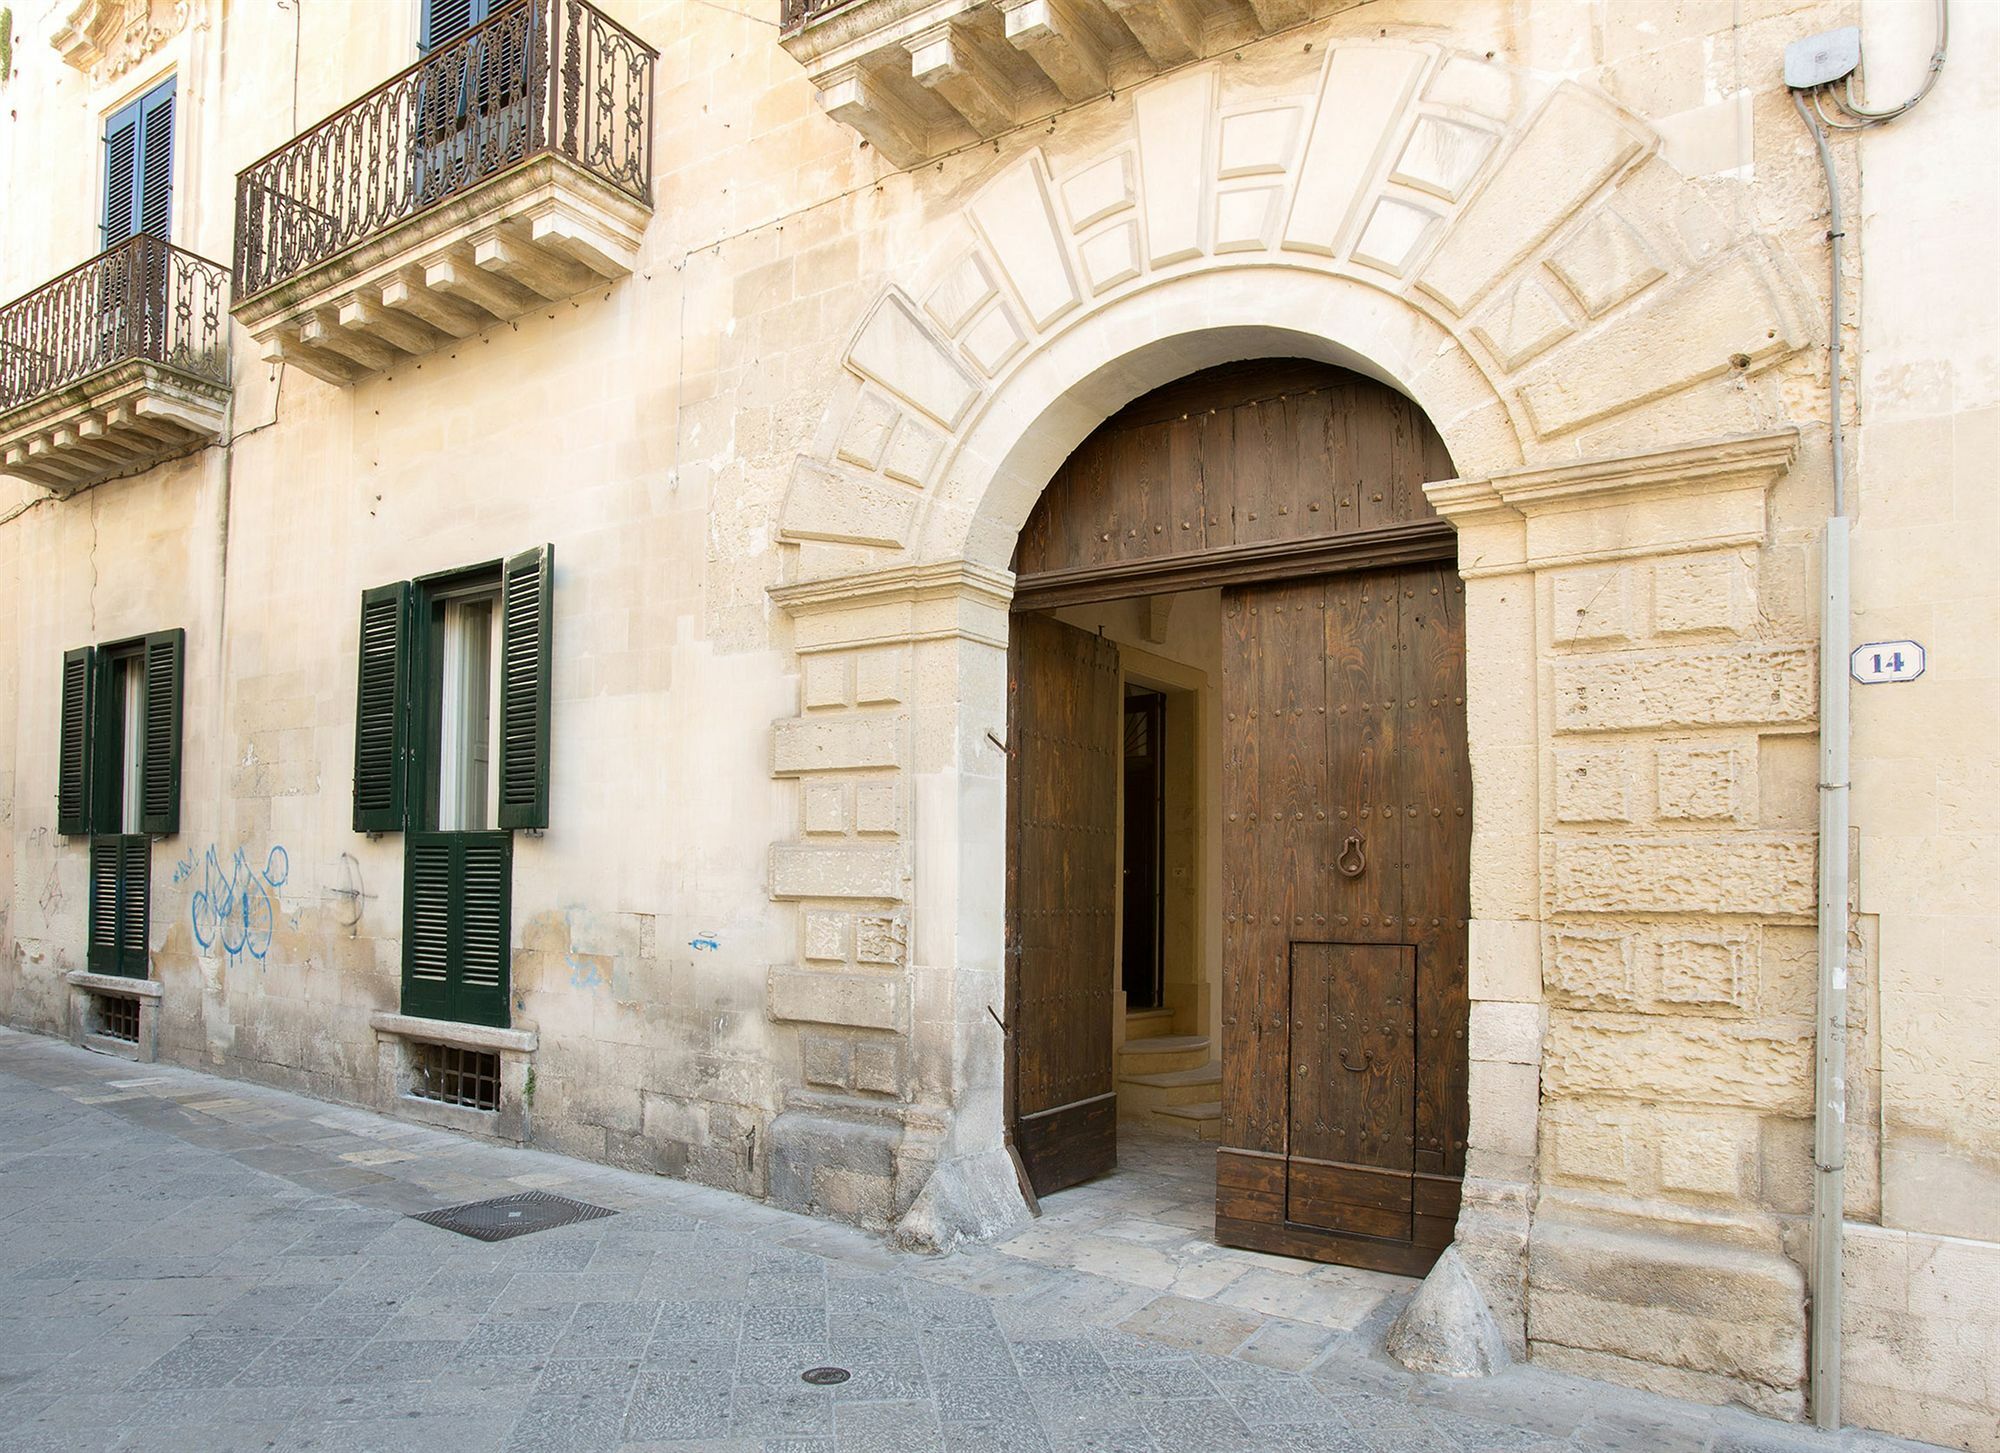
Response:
[[1002, 359, 1471, 1276]]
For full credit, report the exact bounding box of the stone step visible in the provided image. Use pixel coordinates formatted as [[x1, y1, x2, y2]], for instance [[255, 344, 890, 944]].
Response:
[[1118, 1060, 1223, 1113], [1117, 1034, 1210, 1076], [1152, 1100, 1222, 1141], [1124, 1008, 1177, 1040]]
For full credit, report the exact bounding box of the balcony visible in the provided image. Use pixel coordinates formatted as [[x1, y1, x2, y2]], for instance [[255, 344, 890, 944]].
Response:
[[780, 0, 1357, 167], [0, 236, 231, 494], [231, 0, 655, 385]]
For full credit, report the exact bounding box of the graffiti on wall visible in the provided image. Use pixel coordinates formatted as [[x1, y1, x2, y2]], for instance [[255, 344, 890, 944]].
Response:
[[189, 845, 290, 962]]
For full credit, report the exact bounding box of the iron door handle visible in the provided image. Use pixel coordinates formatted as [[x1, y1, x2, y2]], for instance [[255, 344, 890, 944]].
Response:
[[1341, 1048, 1373, 1074], [1337, 833, 1366, 878]]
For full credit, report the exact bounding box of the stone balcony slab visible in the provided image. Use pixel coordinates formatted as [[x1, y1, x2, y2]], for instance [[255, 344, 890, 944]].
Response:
[[232, 155, 649, 386], [781, 0, 1367, 167]]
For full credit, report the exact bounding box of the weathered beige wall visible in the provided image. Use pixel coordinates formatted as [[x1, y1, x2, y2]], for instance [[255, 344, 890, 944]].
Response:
[[1838, 2, 2000, 1448], [1, 0, 1995, 1444]]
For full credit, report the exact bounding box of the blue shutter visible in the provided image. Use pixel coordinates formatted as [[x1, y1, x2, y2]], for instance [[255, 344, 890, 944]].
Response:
[[421, 0, 490, 52], [102, 99, 141, 247], [102, 77, 174, 248]]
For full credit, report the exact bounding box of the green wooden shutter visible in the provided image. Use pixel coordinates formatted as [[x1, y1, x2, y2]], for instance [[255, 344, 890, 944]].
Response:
[[140, 629, 184, 836], [402, 830, 511, 1027], [90, 648, 123, 834], [498, 545, 553, 831], [355, 582, 411, 833], [59, 647, 97, 836], [86, 834, 149, 977], [87, 837, 120, 972], [116, 835, 151, 976], [402, 832, 455, 1019], [457, 831, 512, 1025]]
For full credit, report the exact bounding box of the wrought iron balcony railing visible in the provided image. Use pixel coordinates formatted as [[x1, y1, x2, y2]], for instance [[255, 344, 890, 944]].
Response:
[[232, 0, 655, 301], [0, 235, 229, 416]]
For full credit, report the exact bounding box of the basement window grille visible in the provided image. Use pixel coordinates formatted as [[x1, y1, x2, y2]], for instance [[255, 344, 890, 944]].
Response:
[[408, 1041, 501, 1111], [95, 993, 141, 1043]]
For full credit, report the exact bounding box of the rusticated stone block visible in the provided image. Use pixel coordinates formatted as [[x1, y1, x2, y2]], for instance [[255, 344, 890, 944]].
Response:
[[1527, 1217, 1804, 1407], [1549, 566, 1634, 646], [836, 392, 899, 471], [767, 967, 908, 1032], [1546, 930, 1638, 1006], [1653, 553, 1753, 636], [772, 714, 902, 775], [802, 910, 849, 963], [769, 843, 904, 901], [855, 914, 908, 967], [802, 654, 849, 709], [1656, 1113, 1752, 1197], [1551, 837, 1814, 915], [1516, 247, 1806, 436], [803, 782, 847, 835], [780, 458, 918, 549], [852, 1038, 904, 1094], [1553, 649, 1815, 733], [1419, 86, 1645, 314], [1542, 1011, 1812, 1112], [1655, 745, 1742, 822], [854, 782, 899, 835], [1547, 1112, 1630, 1185], [854, 650, 902, 705], [1554, 748, 1633, 823], [1658, 933, 1750, 1007], [801, 1032, 853, 1088]]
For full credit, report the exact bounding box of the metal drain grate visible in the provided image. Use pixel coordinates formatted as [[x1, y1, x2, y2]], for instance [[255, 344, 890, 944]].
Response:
[[411, 1190, 616, 1242]]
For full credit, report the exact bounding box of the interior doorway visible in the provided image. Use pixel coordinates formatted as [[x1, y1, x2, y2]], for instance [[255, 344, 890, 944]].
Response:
[[1001, 360, 1468, 1277]]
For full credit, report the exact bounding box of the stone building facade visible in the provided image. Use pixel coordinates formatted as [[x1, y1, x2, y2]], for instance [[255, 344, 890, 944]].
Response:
[[0, 0, 1993, 1448]]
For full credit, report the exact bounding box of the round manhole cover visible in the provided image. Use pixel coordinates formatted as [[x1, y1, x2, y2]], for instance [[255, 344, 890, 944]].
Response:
[[801, 1367, 851, 1386]]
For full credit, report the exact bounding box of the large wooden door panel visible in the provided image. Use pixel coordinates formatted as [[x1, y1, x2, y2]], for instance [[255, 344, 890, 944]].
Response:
[[1218, 563, 1469, 1275], [1006, 613, 1121, 1198]]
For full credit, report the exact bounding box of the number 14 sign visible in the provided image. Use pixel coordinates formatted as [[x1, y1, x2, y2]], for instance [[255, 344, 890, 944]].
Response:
[[1851, 640, 1926, 684]]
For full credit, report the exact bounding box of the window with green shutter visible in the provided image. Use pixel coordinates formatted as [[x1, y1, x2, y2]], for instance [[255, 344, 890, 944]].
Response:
[[61, 630, 184, 978], [357, 546, 552, 1028]]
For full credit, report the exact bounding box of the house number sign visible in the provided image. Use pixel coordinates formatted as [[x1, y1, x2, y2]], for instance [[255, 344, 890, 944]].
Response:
[[1851, 640, 1926, 684]]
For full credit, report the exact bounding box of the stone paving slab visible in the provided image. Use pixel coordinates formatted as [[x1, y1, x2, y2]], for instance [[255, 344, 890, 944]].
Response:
[[0, 1027, 1945, 1453]]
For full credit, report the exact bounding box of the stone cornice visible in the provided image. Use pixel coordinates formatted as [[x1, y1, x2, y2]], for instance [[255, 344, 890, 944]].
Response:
[[770, 558, 1015, 616], [1427, 429, 1799, 526]]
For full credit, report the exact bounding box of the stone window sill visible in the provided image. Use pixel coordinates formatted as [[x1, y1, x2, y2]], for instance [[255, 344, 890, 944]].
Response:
[[65, 970, 163, 999]]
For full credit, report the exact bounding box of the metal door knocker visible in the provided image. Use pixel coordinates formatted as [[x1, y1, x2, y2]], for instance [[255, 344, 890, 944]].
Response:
[[1337, 832, 1366, 878], [1340, 1048, 1373, 1074]]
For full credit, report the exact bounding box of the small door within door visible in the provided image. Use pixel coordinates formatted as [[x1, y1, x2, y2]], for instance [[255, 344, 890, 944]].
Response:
[[1006, 613, 1121, 1197]]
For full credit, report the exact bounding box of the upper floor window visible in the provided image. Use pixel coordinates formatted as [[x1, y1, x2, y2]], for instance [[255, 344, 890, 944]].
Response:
[[421, 0, 496, 52], [103, 77, 175, 249]]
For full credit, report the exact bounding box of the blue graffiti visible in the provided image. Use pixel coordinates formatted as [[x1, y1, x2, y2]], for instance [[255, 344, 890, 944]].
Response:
[[190, 845, 290, 962], [690, 933, 719, 952], [169, 850, 197, 885], [567, 957, 602, 990]]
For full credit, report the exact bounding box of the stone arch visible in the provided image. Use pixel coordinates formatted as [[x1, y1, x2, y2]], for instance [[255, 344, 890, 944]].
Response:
[[779, 41, 1811, 580], [762, 43, 1814, 1389]]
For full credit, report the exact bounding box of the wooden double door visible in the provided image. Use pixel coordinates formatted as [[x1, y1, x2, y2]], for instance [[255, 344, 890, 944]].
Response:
[[1002, 360, 1469, 1274]]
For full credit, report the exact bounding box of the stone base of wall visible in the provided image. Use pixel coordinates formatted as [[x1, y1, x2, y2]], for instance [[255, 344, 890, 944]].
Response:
[[1843, 1223, 2000, 1453], [764, 1090, 1029, 1251], [1527, 1214, 1806, 1419]]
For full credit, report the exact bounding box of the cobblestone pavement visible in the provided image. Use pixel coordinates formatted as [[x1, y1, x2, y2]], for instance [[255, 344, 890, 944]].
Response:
[[0, 1028, 1939, 1453]]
